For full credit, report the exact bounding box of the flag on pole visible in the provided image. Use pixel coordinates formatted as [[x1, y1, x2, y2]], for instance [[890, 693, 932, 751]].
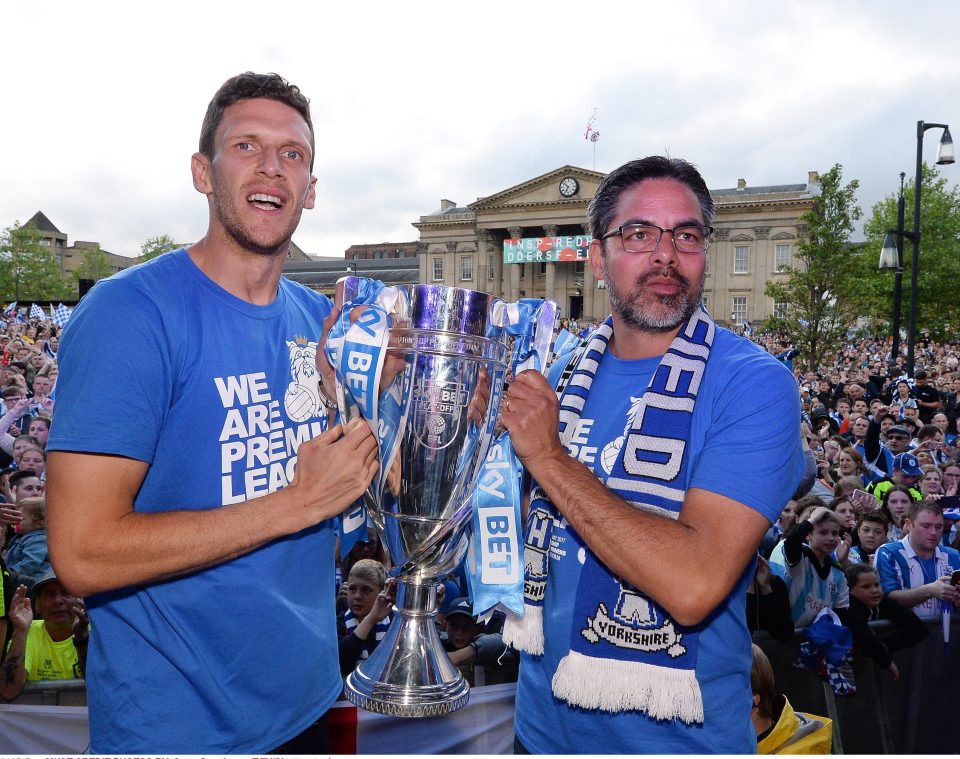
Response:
[[743, 320, 755, 337], [584, 109, 600, 143], [3, 302, 17, 318], [52, 303, 73, 327], [30, 303, 45, 320]]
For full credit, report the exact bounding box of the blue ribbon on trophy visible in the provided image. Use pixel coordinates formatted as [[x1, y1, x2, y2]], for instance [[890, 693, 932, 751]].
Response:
[[325, 277, 401, 557], [467, 298, 558, 616]]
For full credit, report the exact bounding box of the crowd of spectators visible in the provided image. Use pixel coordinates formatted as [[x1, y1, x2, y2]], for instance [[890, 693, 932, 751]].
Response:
[[0, 315, 88, 701], [747, 330, 960, 702], [3, 307, 958, 735]]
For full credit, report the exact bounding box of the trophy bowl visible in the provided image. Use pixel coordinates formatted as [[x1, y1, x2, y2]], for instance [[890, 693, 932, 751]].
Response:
[[336, 280, 511, 717]]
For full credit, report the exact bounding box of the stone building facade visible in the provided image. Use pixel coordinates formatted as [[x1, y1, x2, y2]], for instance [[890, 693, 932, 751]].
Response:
[[413, 166, 818, 326]]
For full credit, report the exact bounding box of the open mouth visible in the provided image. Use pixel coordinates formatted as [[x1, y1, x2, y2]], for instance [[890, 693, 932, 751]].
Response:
[[248, 192, 284, 211]]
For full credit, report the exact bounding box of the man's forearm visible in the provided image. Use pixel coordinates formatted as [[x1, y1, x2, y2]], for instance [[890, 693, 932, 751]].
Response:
[[523, 449, 766, 626], [49, 485, 325, 598], [888, 586, 932, 609], [0, 632, 27, 700]]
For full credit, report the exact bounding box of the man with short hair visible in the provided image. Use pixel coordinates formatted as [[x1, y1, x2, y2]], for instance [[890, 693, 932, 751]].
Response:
[[501, 156, 803, 753], [9, 471, 43, 502], [46, 72, 378, 753], [875, 502, 960, 620], [0, 570, 88, 700], [913, 370, 941, 424]]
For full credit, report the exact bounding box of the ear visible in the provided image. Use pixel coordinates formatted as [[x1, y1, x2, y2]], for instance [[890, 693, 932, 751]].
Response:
[[191, 152, 213, 195], [752, 693, 760, 710], [589, 238, 605, 283], [303, 174, 317, 210]]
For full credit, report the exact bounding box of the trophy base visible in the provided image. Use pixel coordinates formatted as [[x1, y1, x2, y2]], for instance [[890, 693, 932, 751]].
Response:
[[343, 579, 470, 717]]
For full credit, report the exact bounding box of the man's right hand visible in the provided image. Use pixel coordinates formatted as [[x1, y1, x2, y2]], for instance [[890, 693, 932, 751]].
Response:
[[289, 417, 379, 525], [8, 585, 32, 632], [927, 576, 960, 605]]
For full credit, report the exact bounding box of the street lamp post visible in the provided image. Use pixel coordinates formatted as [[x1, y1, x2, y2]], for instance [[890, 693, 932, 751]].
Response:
[[879, 173, 907, 371], [879, 120, 954, 379]]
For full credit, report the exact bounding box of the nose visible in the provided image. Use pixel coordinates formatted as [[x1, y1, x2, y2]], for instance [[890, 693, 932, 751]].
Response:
[[256, 148, 284, 178], [650, 231, 680, 268]]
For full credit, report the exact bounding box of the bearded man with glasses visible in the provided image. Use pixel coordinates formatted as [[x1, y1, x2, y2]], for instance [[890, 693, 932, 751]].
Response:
[[500, 156, 804, 753]]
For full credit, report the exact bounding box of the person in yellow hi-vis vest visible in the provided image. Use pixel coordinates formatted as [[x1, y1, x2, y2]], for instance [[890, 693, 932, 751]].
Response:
[[751, 644, 833, 754], [1, 569, 88, 700]]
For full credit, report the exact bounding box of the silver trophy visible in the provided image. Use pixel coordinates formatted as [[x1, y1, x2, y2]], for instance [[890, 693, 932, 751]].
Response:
[[332, 279, 552, 717]]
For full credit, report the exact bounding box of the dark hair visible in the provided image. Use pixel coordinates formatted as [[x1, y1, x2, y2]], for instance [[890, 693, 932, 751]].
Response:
[[844, 562, 878, 588], [9, 469, 38, 489], [199, 72, 315, 171], [917, 424, 940, 442], [587, 156, 714, 240], [907, 500, 942, 523], [857, 511, 888, 528]]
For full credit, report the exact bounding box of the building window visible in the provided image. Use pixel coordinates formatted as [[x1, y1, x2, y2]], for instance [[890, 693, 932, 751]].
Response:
[[432, 257, 444, 281], [488, 254, 494, 280], [702, 295, 709, 312], [460, 255, 473, 281], [775, 244, 791, 272], [734, 246, 749, 274], [774, 300, 788, 319], [539, 262, 547, 274], [575, 261, 585, 273], [731, 296, 747, 324]]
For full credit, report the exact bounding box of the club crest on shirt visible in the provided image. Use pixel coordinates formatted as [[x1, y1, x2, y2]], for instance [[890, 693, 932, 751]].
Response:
[[600, 395, 644, 475], [283, 336, 322, 422], [580, 581, 687, 657]]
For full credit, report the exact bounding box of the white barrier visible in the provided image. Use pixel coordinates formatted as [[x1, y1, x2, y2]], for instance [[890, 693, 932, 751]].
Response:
[[0, 683, 518, 754]]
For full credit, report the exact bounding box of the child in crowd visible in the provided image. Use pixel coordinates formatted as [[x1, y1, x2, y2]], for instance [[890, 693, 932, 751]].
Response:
[[751, 644, 832, 754], [848, 512, 889, 564], [442, 597, 517, 686], [843, 564, 927, 681], [880, 486, 913, 542], [828, 496, 857, 532], [780, 507, 850, 626], [15, 446, 45, 480], [337, 559, 394, 676], [3, 497, 51, 593]]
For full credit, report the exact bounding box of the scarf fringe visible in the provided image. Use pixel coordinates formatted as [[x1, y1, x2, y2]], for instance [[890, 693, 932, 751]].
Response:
[[502, 605, 544, 655], [552, 650, 704, 724]]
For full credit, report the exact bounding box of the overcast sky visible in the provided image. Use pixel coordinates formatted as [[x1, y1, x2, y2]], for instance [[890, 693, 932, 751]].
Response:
[[2, 1, 958, 260]]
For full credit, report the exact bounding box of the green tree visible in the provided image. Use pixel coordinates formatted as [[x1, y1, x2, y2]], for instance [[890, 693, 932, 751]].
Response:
[[0, 222, 72, 301], [863, 163, 960, 340], [764, 164, 873, 371], [72, 244, 113, 286], [139, 234, 177, 262]]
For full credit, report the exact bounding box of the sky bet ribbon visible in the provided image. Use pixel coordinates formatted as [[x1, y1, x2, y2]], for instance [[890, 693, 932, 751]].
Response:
[[324, 277, 400, 558], [467, 298, 558, 616]]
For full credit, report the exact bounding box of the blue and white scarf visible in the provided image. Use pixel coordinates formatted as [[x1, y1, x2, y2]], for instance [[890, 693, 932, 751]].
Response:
[[343, 609, 393, 660], [503, 306, 715, 723]]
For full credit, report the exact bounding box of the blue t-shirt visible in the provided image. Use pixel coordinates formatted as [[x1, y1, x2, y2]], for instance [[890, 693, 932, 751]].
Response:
[[48, 249, 341, 753], [514, 326, 804, 754]]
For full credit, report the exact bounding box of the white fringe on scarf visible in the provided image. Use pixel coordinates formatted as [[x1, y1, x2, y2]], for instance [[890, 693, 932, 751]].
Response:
[[502, 604, 543, 655], [552, 650, 704, 724]]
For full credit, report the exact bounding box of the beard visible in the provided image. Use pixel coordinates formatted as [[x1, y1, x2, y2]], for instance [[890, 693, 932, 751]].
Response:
[[210, 170, 303, 257], [605, 264, 705, 333]]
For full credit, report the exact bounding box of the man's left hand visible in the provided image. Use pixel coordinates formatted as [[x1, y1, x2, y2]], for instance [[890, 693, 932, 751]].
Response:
[[500, 369, 565, 468]]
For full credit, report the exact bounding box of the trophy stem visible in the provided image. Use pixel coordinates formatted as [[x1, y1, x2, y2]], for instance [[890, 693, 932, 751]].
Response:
[[343, 578, 470, 717]]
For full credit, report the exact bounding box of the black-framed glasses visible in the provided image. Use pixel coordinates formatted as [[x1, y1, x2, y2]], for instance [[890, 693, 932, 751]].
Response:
[[600, 223, 713, 255]]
